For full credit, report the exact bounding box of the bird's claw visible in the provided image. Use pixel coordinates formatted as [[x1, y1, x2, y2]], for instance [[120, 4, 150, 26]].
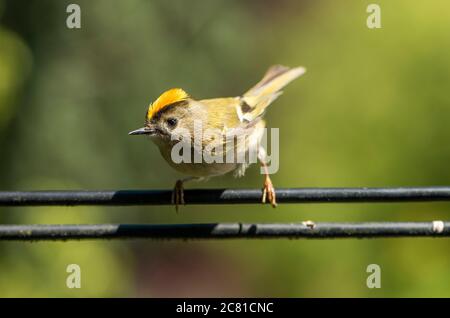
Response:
[[262, 175, 277, 207], [172, 180, 185, 212]]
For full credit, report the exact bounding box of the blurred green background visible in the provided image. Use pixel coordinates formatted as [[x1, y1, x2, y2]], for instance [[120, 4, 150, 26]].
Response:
[[0, 0, 449, 297]]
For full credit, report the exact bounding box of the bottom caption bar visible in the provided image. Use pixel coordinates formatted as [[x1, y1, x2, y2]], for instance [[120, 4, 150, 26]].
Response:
[[0, 298, 443, 314]]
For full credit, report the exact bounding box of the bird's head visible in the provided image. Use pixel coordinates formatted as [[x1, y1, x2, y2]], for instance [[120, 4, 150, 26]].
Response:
[[129, 88, 193, 140]]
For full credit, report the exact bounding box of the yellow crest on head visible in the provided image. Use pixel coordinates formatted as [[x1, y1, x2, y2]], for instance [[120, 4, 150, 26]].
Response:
[[146, 88, 189, 120]]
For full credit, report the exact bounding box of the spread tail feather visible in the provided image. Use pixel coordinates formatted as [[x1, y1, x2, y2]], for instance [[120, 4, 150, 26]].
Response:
[[239, 65, 306, 122]]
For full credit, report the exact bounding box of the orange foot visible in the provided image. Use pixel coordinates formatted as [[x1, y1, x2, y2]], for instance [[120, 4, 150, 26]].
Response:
[[262, 175, 277, 208], [171, 180, 185, 212]]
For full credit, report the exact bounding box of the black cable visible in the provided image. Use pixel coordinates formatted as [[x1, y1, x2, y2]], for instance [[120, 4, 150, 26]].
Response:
[[0, 222, 448, 240], [1, 187, 450, 206]]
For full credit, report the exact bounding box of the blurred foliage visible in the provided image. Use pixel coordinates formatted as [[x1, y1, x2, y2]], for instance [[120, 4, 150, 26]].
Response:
[[0, 0, 449, 297]]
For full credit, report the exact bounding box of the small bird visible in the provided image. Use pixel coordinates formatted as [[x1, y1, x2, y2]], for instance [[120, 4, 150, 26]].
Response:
[[129, 65, 306, 210]]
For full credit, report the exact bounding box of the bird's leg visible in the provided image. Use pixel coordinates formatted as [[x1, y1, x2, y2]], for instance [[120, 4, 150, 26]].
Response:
[[257, 146, 277, 207], [261, 161, 277, 207], [171, 177, 200, 212], [172, 179, 184, 212]]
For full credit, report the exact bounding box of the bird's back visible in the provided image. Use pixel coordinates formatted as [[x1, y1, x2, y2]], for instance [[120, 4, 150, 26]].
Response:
[[197, 97, 243, 132]]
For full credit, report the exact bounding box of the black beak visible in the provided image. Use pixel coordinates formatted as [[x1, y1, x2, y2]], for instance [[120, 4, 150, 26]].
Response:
[[128, 127, 155, 136]]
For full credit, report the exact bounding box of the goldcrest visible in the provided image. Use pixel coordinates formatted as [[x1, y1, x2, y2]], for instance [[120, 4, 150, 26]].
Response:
[[129, 65, 306, 210]]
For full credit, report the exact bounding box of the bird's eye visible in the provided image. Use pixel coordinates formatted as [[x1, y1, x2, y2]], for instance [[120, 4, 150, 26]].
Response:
[[166, 118, 178, 128]]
